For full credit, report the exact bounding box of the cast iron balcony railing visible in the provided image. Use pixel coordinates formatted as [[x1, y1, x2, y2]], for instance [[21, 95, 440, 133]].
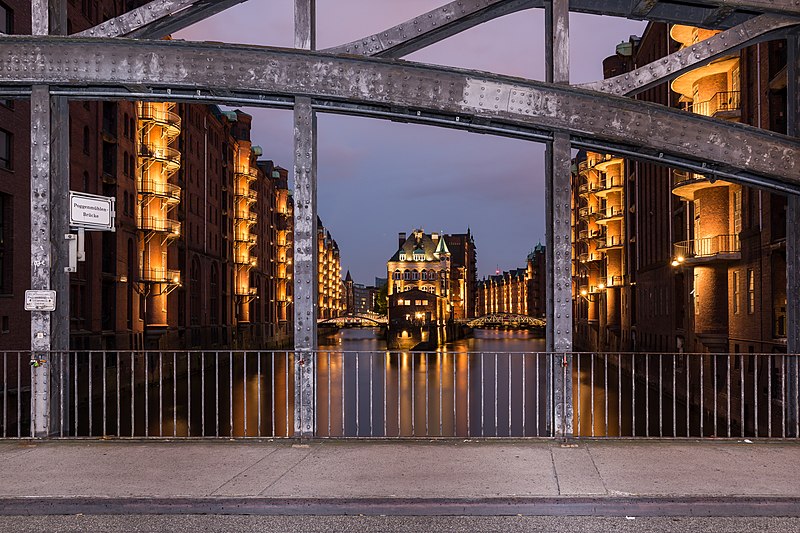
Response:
[[605, 275, 626, 287], [137, 215, 181, 236], [673, 234, 741, 263], [235, 165, 259, 182], [597, 176, 624, 194], [138, 179, 181, 203], [597, 234, 624, 250], [682, 91, 741, 118], [139, 144, 181, 170], [139, 267, 181, 285], [596, 204, 624, 222], [235, 186, 258, 202], [138, 105, 182, 138]]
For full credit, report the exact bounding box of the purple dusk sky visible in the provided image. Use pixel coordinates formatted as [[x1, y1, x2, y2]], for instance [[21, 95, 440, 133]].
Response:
[[176, 1, 646, 284]]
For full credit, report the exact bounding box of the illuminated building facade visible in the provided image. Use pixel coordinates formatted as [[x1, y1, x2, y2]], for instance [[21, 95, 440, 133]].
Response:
[[573, 22, 788, 355], [475, 244, 546, 319], [317, 219, 343, 319], [388, 229, 453, 324], [0, 0, 304, 349]]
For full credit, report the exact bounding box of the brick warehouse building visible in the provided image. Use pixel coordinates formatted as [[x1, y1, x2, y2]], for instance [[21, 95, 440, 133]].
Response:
[[475, 243, 546, 319], [572, 22, 789, 355], [0, 0, 345, 350]]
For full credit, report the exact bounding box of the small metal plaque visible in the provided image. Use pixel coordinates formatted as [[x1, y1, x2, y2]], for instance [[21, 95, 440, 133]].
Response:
[[25, 290, 57, 312]]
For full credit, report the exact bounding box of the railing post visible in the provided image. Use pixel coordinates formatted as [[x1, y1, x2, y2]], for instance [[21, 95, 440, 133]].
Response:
[[787, 32, 800, 436], [545, 0, 573, 438], [293, 0, 317, 438]]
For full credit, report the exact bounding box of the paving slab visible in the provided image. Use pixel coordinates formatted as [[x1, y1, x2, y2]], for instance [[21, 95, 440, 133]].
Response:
[[263, 441, 559, 498], [550, 445, 607, 495], [585, 441, 800, 497]]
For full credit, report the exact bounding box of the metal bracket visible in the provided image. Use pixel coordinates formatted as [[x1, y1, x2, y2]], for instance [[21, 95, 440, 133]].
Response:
[[64, 228, 85, 273]]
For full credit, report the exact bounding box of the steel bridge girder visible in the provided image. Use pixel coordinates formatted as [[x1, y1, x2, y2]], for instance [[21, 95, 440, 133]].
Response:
[[0, 37, 796, 193]]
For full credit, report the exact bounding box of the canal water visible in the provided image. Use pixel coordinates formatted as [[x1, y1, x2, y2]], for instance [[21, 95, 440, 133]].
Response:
[[71, 329, 727, 439]]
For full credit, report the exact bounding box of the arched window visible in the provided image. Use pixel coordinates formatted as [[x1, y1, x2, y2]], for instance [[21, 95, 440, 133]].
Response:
[[393, 270, 401, 280], [411, 270, 419, 280], [403, 270, 410, 280]]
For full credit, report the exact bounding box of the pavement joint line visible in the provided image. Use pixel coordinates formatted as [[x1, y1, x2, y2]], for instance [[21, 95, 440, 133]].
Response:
[[584, 443, 610, 495], [210, 446, 284, 496], [257, 445, 316, 496], [2, 496, 800, 517], [548, 446, 561, 495]]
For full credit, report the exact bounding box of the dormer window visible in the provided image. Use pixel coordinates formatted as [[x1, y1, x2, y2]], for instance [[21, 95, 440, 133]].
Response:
[[399, 253, 406, 261], [414, 253, 424, 261]]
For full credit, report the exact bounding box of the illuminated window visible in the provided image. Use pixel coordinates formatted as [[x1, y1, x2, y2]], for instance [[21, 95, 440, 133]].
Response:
[[747, 269, 755, 314], [693, 273, 700, 315], [399, 253, 406, 261], [733, 271, 740, 315], [411, 271, 419, 280], [733, 189, 742, 235], [403, 271, 410, 280]]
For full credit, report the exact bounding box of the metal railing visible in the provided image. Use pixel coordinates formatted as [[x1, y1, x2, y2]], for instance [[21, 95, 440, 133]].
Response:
[[573, 352, 799, 439], [683, 91, 741, 117], [3, 351, 797, 440], [674, 234, 740, 259]]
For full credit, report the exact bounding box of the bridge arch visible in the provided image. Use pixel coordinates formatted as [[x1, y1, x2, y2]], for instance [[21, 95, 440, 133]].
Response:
[[0, 37, 797, 193]]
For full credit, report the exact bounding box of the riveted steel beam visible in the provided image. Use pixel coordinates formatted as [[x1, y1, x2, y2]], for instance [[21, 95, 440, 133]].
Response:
[[545, 0, 573, 438], [293, 0, 317, 439], [326, 0, 800, 61], [325, 0, 531, 58], [580, 14, 800, 96], [77, 0, 247, 39], [0, 37, 796, 192]]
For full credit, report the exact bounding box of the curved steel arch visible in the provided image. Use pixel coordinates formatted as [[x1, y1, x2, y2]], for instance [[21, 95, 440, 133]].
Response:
[[1, 36, 797, 192]]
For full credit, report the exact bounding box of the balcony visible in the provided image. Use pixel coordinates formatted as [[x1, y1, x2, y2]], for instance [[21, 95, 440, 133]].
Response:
[[595, 177, 624, 197], [138, 179, 181, 203], [138, 105, 182, 138], [235, 187, 258, 202], [235, 165, 259, 182], [140, 267, 181, 285], [673, 234, 741, 264], [578, 206, 598, 219], [578, 251, 602, 263], [235, 233, 258, 246], [139, 144, 181, 171], [597, 234, 624, 250], [682, 91, 741, 119], [578, 182, 600, 196], [595, 204, 624, 223], [672, 169, 730, 201], [605, 275, 626, 288], [137, 215, 181, 236]]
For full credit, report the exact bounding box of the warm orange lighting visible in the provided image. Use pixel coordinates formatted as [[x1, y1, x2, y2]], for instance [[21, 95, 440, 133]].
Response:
[[598, 283, 605, 290], [677, 256, 685, 263], [580, 289, 588, 297], [672, 260, 680, 267]]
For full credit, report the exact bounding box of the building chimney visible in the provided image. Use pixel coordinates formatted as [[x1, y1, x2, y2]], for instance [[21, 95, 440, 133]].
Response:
[[399, 232, 406, 249]]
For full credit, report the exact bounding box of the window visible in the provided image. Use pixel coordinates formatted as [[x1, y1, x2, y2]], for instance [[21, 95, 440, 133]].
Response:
[[403, 271, 410, 280], [0, 193, 10, 294], [733, 189, 742, 235], [83, 126, 90, 154], [0, 129, 10, 170], [747, 269, 755, 314], [693, 273, 700, 316], [399, 253, 406, 261], [411, 271, 419, 280], [0, 3, 12, 34], [392, 271, 401, 280], [733, 271, 740, 315]]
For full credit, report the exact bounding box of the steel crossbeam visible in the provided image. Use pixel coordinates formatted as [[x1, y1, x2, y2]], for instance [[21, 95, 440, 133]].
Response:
[[580, 14, 800, 96], [0, 36, 796, 193], [77, 0, 248, 39]]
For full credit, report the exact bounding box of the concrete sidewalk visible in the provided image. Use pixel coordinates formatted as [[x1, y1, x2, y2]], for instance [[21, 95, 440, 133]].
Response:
[[0, 439, 798, 515]]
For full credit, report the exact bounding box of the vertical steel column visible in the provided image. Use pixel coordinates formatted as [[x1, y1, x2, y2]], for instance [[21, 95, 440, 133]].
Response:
[[293, 0, 318, 438], [30, 1, 51, 438], [786, 33, 800, 436], [545, 0, 573, 438], [49, 0, 70, 436]]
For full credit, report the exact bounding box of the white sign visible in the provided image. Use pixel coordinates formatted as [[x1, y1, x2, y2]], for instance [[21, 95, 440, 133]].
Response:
[[69, 191, 115, 231], [25, 290, 57, 312]]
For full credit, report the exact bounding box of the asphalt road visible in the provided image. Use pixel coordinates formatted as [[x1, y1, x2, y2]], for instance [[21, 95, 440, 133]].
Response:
[[1, 515, 799, 532]]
